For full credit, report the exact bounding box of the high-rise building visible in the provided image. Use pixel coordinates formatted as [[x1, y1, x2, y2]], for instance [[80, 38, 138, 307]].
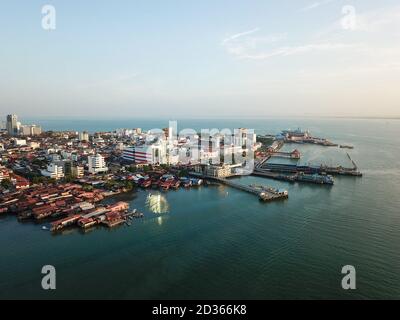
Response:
[[20, 124, 42, 136], [87, 154, 108, 174], [122, 141, 167, 165], [78, 131, 89, 142], [6, 115, 18, 136]]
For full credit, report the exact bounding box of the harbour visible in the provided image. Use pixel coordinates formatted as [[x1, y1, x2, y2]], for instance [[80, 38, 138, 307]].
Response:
[[0, 118, 399, 300]]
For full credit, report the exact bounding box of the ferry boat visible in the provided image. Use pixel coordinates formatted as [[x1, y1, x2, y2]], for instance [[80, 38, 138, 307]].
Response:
[[296, 172, 334, 185]]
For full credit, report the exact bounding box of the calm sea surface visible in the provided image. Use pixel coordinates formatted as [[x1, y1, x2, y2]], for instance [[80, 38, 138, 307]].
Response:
[[1, 118, 399, 299]]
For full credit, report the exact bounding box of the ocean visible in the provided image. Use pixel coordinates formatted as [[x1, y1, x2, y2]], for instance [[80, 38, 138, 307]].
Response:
[[1, 118, 399, 299]]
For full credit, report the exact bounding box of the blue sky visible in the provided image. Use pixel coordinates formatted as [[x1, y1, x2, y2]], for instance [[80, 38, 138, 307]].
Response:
[[0, 0, 399, 119]]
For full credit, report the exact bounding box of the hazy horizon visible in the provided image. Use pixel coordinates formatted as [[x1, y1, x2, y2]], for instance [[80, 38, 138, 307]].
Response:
[[1, 0, 399, 118]]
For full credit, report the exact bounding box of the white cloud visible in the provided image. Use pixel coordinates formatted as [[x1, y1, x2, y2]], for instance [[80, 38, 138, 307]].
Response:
[[352, 5, 400, 32], [301, 0, 335, 12], [222, 28, 358, 60], [222, 28, 260, 44], [240, 43, 359, 60]]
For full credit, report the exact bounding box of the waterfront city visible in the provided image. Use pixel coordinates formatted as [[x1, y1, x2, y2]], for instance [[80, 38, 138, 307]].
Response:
[[2, 0, 400, 303], [0, 115, 363, 233]]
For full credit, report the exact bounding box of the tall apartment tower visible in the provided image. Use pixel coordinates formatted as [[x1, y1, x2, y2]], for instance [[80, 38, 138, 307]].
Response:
[[6, 114, 18, 136], [87, 154, 108, 174]]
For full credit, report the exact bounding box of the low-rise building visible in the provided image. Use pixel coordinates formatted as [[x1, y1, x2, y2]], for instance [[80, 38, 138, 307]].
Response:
[[72, 165, 84, 178], [41, 163, 65, 180], [203, 164, 232, 178], [28, 141, 40, 149], [14, 139, 27, 146], [0, 168, 10, 182]]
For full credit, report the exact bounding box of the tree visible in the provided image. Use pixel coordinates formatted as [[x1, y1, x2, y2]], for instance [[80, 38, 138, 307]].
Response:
[[124, 181, 134, 191], [82, 184, 93, 192], [127, 165, 137, 173], [178, 169, 189, 177], [48, 178, 57, 185], [64, 175, 74, 183], [1, 179, 13, 190], [159, 163, 170, 170]]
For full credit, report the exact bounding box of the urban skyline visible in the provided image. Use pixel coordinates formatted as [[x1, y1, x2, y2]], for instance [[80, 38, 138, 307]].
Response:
[[1, 1, 399, 302]]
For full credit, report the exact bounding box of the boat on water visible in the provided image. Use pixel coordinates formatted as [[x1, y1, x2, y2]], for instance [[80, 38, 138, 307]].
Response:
[[151, 179, 160, 189], [140, 179, 152, 188], [190, 178, 203, 186], [180, 177, 192, 188], [296, 172, 334, 185]]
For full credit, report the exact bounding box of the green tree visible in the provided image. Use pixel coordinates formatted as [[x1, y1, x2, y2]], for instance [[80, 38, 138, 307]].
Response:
[[48, 178, 57, 185], [1, 179, 12, 190], [82, 184, 93, 192], [124, 181, 134, 191], [64, 175, 74, 183], [178, 169, 189, 177], [127, 165, 137, 173]]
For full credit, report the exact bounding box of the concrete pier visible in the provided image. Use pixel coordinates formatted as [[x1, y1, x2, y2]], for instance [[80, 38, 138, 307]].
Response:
[[212, 177, 288, 202]]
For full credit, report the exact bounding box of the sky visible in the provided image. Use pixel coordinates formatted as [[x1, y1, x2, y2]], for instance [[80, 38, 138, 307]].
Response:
[[0, 0, 399, 119]]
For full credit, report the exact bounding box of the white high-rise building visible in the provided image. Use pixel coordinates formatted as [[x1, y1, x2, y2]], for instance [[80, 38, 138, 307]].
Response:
[[122, 140, 168, 165], [20, 124, 42, 136], [88, 154, 108, 174]]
